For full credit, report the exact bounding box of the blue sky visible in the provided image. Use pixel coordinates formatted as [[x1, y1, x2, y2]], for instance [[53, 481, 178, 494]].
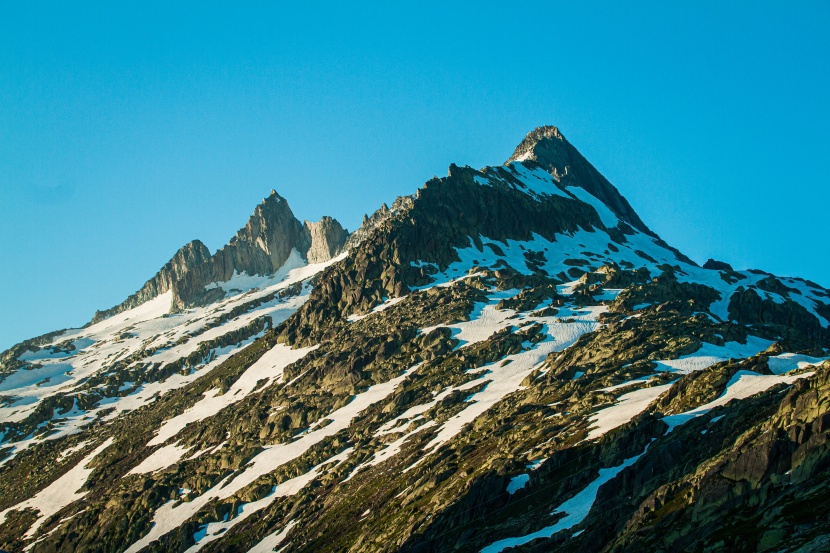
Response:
[[1, 2, 829, 350]]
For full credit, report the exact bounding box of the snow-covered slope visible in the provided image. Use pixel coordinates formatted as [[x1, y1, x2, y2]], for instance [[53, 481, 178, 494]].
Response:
[[1, 126, 829, 553], [0, 249, 347, 465]]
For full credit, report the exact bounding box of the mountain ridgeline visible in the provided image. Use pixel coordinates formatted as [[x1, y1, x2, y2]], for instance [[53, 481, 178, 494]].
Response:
[[91, 190, 349, 323], [1, 126, 829, 553]]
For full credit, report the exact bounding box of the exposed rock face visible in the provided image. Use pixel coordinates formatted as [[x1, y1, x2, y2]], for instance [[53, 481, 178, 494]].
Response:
[[344, 196, 415, 251], [90, 240, 211, 323], [303, 216, 348, 264], [728, 286, 830, 347], [703, 258, 734, 271], [213, 190, 307, 280], [93, 190, 349, 317], [507, 126, 653, 235]]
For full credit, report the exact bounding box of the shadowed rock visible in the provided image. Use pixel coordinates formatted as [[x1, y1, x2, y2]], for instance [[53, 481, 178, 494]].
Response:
[[507, 126, 653, 235]]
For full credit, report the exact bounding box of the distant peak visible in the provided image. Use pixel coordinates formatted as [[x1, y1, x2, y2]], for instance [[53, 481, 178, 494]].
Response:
[[529, 125, 564, 140]]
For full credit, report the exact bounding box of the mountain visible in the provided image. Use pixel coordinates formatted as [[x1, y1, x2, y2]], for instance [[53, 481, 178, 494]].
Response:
[[1, 126, 829, 553], [91, 190, 349, 322]]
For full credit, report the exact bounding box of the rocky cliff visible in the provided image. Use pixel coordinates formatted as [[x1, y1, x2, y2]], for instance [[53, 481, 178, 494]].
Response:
[[303, 216, 349, 264], [91, 190, 349, 318], [90, 240, 211, 323]]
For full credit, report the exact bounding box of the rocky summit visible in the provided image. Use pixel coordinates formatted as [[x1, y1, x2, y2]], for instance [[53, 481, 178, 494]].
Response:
[[2, 127, 829, 553]]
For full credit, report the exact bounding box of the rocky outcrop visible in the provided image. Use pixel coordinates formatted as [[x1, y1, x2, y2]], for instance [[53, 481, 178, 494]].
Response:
[[344, 196, 415, 251], [578, 363, 830, 553], [92, 190, 349, 318], [213, 190, 308, 280], [507, 126, 653, 236], [728, 286, 830, 348], [303, 216, 349, 264], [90, 240, 211, 323], [702, 258, 734, 271], [278, 163, 603, 346]]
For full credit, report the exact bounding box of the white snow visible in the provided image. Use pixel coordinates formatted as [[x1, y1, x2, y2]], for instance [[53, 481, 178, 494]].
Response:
[[1, 252, 346, 465], [148, 344, 318, 447], [184, 449, 351, 552], [586, 383, 674, 440], [507, 474, 530, 494], [475, 163, 570, 201], [600, 376, 654, 392], [56, 440, 91, 462], [125, 368, 415, 553], [662, 370, 815, 432], [767, 353, 828, 375], [0, 362, 76, 393], [203, 249, 306, 295], [411, 224, 684, 299], [781, 279, 830, 327], [481, 449, 646, 553], [506, 163, 571, 199], [421, 302, 516, 349], [0, 438, 113, 537], [563, 186, 620, 228], [364, 420, 436, 469], [423, 306, 606, 452], [128, 442, 192, 475], [651, 336, 774, 375], [347, 296, 406, 322], [247, 520, 297, 553], [586, 336, 775, 440]]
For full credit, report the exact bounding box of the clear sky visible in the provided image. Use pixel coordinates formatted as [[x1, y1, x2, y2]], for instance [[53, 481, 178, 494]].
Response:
[[1, 2, 829, 351]]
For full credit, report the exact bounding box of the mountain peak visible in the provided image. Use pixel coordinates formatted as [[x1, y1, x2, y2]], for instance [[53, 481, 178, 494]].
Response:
[[4, 127, 830, 553], [90, 190, 349, 319], [507, 125, 653, 236], [507, 125, 564, 162]]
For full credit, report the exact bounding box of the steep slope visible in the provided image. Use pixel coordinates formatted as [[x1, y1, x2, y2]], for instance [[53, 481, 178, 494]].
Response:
[[507, 126, 651, 236], [1, 127, 829, 553], [91, 190, 349, 319], [0, 192, 349, 467], [91, 240, 212, 323]]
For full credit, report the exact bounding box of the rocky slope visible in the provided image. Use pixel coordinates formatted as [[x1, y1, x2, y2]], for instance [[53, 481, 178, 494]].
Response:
[[1, 127, 828, 553]]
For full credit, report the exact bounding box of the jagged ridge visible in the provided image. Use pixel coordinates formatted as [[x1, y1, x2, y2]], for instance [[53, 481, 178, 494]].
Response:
[[91, 190, 350, 322]]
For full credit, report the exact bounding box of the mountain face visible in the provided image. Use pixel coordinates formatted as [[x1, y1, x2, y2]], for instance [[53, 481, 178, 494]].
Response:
[[1, 127, 829, 553], [506, 126, 650, 235], [92, 190, 349, 322]]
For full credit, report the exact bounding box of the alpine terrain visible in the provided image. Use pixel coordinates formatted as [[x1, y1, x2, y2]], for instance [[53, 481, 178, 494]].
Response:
[[2, 126, 829, 553]]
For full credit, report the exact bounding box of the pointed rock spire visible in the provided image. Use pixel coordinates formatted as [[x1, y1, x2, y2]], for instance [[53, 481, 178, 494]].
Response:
[[92, 191, 350, 319], [508, 126, 653, 235]]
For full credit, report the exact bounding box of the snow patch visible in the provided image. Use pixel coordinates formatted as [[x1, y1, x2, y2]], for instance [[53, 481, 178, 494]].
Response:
[[662, 370, 815, 432], [125, 368, 415, 553], [0, 438, 113, 537], [652, 336, 774, 375], [507, 474, 530, 494], [247, 520, 298, 553], [481, 448, 646, 553], [149, 344, 318, 447], [128, 442, 192, 475], [586, 384, 674, 440]]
